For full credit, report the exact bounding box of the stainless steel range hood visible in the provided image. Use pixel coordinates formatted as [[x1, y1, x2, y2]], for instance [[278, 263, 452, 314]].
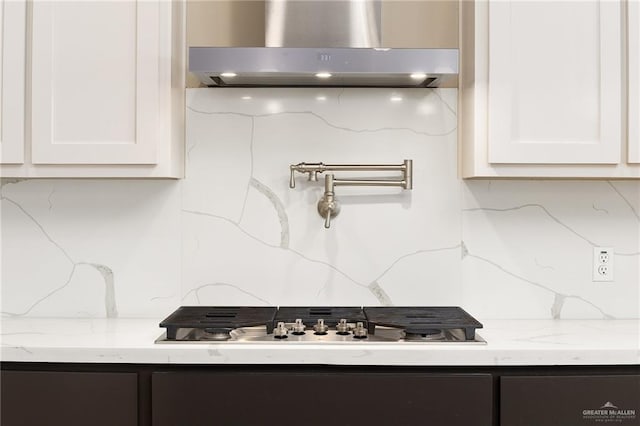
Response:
[[189, 0, 459, 88]]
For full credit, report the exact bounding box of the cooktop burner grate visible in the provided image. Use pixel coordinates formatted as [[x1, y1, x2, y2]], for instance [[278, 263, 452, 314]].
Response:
[[158, 306, 484, 342], [364, 307, 482, 340], [159, 306, 277, 340]]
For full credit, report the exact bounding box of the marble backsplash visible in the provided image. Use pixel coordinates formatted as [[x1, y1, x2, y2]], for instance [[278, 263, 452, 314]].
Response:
[[1, 88, 638, 320]]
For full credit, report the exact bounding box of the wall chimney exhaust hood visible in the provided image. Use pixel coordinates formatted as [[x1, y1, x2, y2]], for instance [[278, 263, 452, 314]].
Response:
[[189, 0, 459, 88]]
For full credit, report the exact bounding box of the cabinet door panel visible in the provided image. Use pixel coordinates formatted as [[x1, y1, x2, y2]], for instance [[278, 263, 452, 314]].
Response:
[[488, 1, 622, 164], [1, 370, 138, 426], [152, 372, 493, 426], [501, 375, 640, 426], [630, 0, 639, 163], [31, 1, 159, 164], [0, 0, 26, 164]]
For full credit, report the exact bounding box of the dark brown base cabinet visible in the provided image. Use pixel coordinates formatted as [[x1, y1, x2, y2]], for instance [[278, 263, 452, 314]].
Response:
[[0, 370, 138, 426], [501, 375, 640, 426], [152, 372, 492, 426], [1, 363, 638, 426]]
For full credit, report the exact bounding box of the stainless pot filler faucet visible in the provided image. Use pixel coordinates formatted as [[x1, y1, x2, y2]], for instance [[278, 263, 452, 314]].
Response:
[[289, 160, 413, 228]]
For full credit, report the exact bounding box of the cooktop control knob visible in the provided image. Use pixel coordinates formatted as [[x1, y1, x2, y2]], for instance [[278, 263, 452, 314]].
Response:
[[353, 322, 368, 339], [273, 321, 288, 339], [313, 319, 329, 335], [336, 318, 350, 335], [292, 318, 306, 335]]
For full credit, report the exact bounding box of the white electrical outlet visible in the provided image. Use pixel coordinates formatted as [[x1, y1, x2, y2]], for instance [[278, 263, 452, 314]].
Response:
[[593, 247, 614, 282]]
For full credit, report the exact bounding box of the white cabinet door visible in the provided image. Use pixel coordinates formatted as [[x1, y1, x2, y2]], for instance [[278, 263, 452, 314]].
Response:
[[31, 1, 159, 164], [488, 1, 622, 164], [0, 0, 26, 164], [629, 0, 639, 164]]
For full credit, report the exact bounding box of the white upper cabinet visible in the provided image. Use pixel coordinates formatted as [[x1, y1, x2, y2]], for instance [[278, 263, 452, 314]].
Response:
[[488, 1, 621, 164], [0, 0, 26, 165], [460, 0, 638, 178], [31, 1, 159, 165], [1, 0, 185, 178], [629, 0, 639, 164]]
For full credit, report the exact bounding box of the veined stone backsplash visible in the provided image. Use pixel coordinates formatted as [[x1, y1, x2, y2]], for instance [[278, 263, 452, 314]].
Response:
[[1, 88, 638, 320]]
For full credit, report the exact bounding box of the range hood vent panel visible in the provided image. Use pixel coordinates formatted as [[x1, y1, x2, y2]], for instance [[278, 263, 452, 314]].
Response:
[[265, 0, 382, 48], [189, 0, 459, 88]]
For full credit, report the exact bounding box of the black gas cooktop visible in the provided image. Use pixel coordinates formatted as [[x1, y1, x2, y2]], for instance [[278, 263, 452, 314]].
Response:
[[158, 306, 484, 343]]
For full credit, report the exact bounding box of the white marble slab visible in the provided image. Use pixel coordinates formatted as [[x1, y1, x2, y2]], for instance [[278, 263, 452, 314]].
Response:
[[462, 180, 640, 320], [1, 318, 638, 366], [1, 88, 638, 320], [1, 180, 182, 318], [182, 88, 461, 308]]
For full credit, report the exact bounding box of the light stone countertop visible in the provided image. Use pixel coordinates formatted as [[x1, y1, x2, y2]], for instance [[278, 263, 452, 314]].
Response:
[[1, 318, 638, 366]]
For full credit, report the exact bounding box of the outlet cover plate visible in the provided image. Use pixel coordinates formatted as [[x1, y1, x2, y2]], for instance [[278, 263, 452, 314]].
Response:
[[593, 247, 614, 282]]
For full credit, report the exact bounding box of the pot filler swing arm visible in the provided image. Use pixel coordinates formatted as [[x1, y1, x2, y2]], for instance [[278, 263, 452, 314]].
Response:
[[289, 160, 413, 228]]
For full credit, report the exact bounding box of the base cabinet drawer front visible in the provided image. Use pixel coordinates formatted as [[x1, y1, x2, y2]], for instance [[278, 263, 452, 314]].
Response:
[[501, 375, 640, 426], [0, 370, 138, 426], [152, 372, 493, 426]]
